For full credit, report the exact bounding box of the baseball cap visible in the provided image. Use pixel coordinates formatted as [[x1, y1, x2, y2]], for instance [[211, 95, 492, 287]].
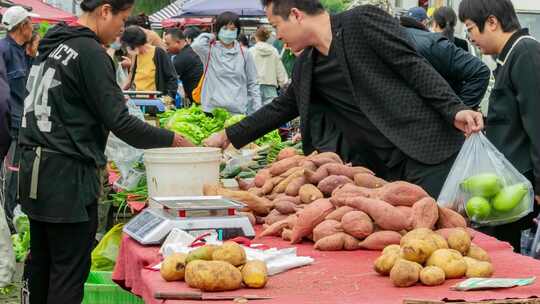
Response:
[[1, 6, 38, 31], [407, 7, 428, 22]]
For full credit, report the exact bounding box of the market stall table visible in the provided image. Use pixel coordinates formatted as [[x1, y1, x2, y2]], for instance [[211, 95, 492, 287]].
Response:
[[112, 229, 540, 304]]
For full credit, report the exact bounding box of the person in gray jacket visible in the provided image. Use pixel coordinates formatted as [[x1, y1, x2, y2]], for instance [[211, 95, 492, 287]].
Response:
[[191, 12, 261, 115], [400, 15, 491, 109]]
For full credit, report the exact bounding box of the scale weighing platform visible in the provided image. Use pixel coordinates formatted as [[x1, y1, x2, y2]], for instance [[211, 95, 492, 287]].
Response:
[[123, 196, 256, 245]]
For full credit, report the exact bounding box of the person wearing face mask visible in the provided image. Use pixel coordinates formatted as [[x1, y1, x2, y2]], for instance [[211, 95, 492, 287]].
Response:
[[191, 11, 261, 115], [17, 0, 194, 302], [121, 25, 178, 105]]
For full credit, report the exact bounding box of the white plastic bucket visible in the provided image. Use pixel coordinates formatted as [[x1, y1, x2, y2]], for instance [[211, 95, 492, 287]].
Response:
[[144, 147, 221, 197]]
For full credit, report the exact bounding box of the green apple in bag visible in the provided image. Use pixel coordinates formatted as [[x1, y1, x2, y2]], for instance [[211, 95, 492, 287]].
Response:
[[461, 173, 502, 197], [492, 183, 528, 212], [466, 197, 492, 220]]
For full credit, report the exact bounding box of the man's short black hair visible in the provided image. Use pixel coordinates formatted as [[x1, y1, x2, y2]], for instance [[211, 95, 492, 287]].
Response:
[[121, 25, 147, 48], [458, 0, 521, 33], [183, 26, 201, 41], [166, 28, 185, 41], [215, 11, 241, 36], [260, 0, 324, 19]]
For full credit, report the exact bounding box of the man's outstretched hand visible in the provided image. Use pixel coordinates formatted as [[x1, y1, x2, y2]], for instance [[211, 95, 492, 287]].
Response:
[[171, 133, 195, 147], [454, 110, 484, 136], [203, 130, 230, 149]]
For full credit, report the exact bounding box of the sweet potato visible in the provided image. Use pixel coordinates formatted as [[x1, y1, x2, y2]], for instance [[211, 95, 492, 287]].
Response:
[[340, 211, 373, 239], [301, 160, 318, 172], [274, 200, 298, 215], [281, 229, 292, 241], [436, 207, 467, 229], [204, 185, 271, 215], [305, 163, 374, 184], [318, 175, 354, 195], [395, 206, 414, 230], [331, 184, 376, 200], [277, 147, 298, 161], [270, 155, 303, 176], [299, 184, 324, 204], [259, 218, 291, 237], [343, 234, 361, 251], [325, 206, 355, 221], [285, 176, 308, 196], [273, 170, 305, 194], [412, 197, 439, 229], [436, 228, 475, 240], [236, 177, 254, 191], [261, 176, 284, 195], [358, 231, 402, 250], [290, 198, 335, 244], [314, 233, 347, 251], [274, 194, 302, 205], [255, 216, 265, 225], [279, 166, 302, 178], [308, 152, 343, 164], [377, 181, 430, 207], [264, 209, 288, 225], [331, 196, 410, 231], [254, 169, 271, 188], [247, 187, 264, 197], [354, 173, 388, 189], [313, 219, 343, 242]]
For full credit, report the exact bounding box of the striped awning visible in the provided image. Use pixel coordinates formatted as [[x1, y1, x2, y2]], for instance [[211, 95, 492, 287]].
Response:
[[149, 0, 190, 28]]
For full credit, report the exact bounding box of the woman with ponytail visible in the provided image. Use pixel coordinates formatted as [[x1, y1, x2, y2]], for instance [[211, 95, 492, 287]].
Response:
[[19, 0, 193, 303], [431, 6, 470, 52]]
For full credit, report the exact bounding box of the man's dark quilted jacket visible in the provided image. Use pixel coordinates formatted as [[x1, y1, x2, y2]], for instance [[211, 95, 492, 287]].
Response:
[[226, 5, 469, 165]]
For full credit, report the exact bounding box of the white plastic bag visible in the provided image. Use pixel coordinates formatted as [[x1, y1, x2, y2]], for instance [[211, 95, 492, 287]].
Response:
[[105, 100, 145, 179], [438, 133, 534, 227]]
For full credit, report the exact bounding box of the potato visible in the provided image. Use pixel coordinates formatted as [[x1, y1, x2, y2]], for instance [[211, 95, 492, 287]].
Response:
[[467, 244, 491, 262], [447, 228, 471, 255], [340, 211, 374, 239], [466, 260, 494, 278], [426, 249, 467, 279], [299, 184, 324, 204], [212, 242, 247, 267], [241, 260, 268, 288], [401, 239, 437, 264], [374, 253, 399, 276], [186, 245, 219, 264], [325, 206, 355, 221], [420, 266, 445, 286], [382, 244, 401, 256], [185, 260, 242, 291], [428, 233, 449, 250], [400, 228, 434, 246], [160, 253, 187, 281], [436, 228, 476, 240], [313, 219, 343, 242], [390, 259, 421, 287], [463, 256, 478, 268]]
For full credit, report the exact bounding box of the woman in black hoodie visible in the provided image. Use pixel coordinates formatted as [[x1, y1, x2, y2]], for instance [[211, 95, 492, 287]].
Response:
[[18, 0, 193, 303]]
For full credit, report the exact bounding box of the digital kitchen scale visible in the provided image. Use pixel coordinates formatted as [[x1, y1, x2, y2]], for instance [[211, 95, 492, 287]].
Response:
[[123, 196, 255, 245]]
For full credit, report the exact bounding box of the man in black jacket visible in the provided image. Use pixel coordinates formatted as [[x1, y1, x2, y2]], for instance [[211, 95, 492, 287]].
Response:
[[459, 0, 540, 253], [164, 29, 203, 104], [0, 55, 10, 162], [205, 1, 483, 197], [400, 16, 490, 109]]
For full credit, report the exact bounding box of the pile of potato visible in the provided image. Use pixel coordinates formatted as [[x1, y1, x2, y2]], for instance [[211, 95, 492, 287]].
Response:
[[374, 227, 493, 287], [205, 151, 469, 252], [160, 241, 268, 291]]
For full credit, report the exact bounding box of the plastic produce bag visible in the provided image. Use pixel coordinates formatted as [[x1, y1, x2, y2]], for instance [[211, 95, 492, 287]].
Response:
[[91, 223, 124, 271], [0, 202, 15, 287], [438, 133, 534, 227], [530, 216, 540, 259], [105, 100, 144, 179]]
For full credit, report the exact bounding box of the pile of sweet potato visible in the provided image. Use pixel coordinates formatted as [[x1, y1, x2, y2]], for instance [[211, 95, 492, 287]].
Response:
[[206, 151, 468, 252]]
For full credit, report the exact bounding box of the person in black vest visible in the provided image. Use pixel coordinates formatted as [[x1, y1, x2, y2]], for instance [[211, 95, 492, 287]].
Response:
[[204, 0, 484, 197], [164, 28, 203, 104], [459, 0, 540, 253], [18, 0, 194, 302]]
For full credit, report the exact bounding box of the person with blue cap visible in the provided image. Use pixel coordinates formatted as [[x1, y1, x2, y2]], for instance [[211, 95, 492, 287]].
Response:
[[408, 6, 429, 27]]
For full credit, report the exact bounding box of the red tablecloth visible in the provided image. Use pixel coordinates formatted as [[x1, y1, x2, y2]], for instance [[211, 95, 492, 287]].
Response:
[[112, 231, 540, 304]]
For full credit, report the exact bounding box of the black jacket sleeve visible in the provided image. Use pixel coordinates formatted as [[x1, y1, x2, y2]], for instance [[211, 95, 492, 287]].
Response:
[[226, 76, 299, 148], [356, 5, 469, 123], [173, 52, 189, 79], [155, 47, 178, 99], [80, 47, 174, 149], [511, 43, 540, 192], [0, 55, 10, 159], [430, 37, 490, 108]]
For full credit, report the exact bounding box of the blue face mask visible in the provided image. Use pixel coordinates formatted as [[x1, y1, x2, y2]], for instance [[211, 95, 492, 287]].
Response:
[[218, 28, 238, 45], [110, 41, 122, 50]]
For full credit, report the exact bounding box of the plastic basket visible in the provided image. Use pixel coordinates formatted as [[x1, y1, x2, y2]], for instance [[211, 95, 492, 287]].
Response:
[[83, 271, 143, 304]]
